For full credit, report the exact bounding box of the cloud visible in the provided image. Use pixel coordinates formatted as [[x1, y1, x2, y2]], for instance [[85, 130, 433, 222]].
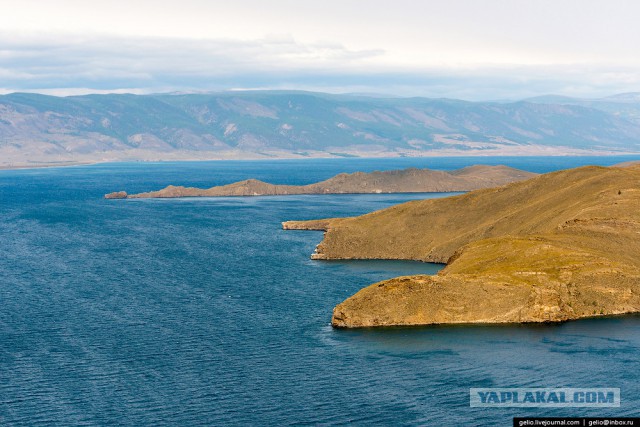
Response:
[[0, 32, 383, 89], [1, 32, 640, 100]]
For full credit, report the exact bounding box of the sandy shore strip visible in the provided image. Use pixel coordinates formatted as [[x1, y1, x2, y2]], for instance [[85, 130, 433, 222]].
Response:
[[0, 161, 97, 170]]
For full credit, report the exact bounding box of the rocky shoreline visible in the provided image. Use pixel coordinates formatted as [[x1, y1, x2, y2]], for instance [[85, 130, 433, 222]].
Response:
[[104, 165, 537, 199], [284, 164, 640, 328]]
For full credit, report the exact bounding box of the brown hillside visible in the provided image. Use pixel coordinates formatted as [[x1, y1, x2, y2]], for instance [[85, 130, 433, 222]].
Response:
[[104, 165, 536, 199], [283, 165, 640, 327]]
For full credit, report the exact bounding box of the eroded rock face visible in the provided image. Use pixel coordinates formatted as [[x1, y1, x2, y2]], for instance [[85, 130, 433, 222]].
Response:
[[331, 236, 640, 328], [104, 191, 128, 199], [286, 165, 640, 327]]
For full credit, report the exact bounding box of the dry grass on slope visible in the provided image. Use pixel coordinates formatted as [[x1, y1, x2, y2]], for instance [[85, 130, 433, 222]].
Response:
[[307, 166, 640, 263], [286, 165, 640, 327]]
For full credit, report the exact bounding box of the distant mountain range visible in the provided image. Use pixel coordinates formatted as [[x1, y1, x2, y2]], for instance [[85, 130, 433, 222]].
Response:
[[524, 92, 640, 123], [2, 91, 640, 166]]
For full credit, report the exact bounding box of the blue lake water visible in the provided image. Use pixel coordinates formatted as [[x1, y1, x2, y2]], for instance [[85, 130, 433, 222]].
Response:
[[1, 156, 639, 425]]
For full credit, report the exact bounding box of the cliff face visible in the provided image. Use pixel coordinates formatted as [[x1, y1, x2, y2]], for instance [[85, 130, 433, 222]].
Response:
[[104, 165, 536, 199], [284, 165, 640, 327]]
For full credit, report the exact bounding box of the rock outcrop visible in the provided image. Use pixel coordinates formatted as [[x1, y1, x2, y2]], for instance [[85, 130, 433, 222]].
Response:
[[105, 165, 537, 199], [284, 165, 640, 327], [104, 191, 128, 199]]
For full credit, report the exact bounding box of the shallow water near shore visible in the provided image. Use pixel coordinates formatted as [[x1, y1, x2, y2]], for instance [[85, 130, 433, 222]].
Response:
[[1, 156, 639, 425]]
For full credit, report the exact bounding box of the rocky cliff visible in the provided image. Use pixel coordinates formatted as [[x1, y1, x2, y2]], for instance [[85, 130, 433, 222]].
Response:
[[283, 164, 640, 327]]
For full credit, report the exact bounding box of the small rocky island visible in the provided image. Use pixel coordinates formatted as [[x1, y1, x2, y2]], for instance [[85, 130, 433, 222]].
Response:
[[283, 164, 640, 328], [104, 165, 536, 199]]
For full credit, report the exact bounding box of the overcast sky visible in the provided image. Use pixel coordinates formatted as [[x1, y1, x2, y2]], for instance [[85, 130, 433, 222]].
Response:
[[1, 0, 639, 99]]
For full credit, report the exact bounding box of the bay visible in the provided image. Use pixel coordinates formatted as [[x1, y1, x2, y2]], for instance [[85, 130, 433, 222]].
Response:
[[1, 156, 639, 425]]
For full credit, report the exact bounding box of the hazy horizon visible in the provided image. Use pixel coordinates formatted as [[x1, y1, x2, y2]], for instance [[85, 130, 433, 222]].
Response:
[[2, 88, 640, 103], [1, 0, 640, 100]]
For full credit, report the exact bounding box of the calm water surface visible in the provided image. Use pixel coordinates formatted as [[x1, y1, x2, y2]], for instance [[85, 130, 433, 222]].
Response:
[[1, 156, 639, 425]]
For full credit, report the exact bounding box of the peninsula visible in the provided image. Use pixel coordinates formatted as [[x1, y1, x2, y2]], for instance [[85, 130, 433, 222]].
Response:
[[283, 164, 640, 327], [104, 165, 536, 199]]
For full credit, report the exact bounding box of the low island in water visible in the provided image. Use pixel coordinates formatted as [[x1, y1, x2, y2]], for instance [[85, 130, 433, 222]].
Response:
[[284, 163, 640, 328], [104, 165, 536, 199]]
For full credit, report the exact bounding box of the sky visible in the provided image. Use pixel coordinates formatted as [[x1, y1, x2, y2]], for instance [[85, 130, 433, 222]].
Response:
[[1, 0, 639, 100]]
